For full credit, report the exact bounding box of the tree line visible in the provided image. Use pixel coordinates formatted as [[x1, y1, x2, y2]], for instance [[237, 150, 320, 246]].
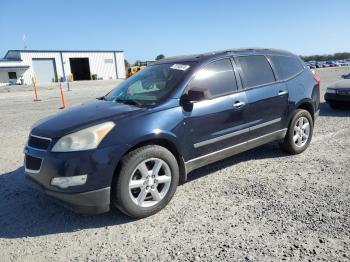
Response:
[[125, 52, 350, 67], [124, 54, 166, 68], [300, 52, 350, 62]]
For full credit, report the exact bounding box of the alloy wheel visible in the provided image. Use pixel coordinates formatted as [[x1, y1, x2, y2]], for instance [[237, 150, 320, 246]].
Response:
[[129, 158, 172, 208], [293, 116, 310, 147]]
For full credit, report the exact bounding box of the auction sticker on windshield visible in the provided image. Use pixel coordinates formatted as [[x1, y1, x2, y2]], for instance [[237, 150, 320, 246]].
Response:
[[170, 64, 190, 71]]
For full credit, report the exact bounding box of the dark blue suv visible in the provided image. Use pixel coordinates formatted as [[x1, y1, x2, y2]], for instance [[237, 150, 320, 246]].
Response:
[[24, 49, 320, 218]]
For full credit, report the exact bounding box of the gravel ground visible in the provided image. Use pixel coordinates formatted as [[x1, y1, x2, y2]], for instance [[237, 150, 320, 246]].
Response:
[[0, 68, 350, 261]]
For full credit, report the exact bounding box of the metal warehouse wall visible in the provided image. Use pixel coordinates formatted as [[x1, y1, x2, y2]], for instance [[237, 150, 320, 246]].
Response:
[[18, 51, 126, 85], [20, 52, 64, 85], [61, 52, 124, 80], [0, 71, 11, 86], [115, 52, 126, 79], [0, 57, 29, 86]]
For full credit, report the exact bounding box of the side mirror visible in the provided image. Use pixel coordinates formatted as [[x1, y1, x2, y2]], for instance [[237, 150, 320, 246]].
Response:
[[181, 88, 211, 104]]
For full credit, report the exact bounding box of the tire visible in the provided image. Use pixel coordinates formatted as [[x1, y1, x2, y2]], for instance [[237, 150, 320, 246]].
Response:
[[112, 145, 179, 218], [279, 109, 313, 155]]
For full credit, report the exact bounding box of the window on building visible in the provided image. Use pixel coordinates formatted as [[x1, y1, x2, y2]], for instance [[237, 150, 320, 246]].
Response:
[[268, 55, 304, 80], [8, 72, 17, 79], [235, 55, 275, 88], [187, 59, 238, 98]]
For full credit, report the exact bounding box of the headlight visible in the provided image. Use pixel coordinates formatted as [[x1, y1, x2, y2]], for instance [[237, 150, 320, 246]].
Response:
[[52, 122, 115, 152], [326, 88, 336, 94]]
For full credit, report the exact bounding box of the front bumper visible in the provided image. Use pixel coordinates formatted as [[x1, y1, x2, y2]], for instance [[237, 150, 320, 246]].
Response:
[[24, 142, 129, 214], [325, 92, 350, 104], [26, 176, 111, 214]]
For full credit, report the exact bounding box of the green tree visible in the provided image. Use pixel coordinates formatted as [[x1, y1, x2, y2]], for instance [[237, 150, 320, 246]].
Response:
[[301, 52, 350, 62], [124, 59, 130, 69], [134, 60, 141, 66], [155, 54, 165, 61]]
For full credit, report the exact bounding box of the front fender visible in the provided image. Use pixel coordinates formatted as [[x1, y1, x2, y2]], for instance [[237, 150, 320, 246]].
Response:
[[127, 130, 183, 155]]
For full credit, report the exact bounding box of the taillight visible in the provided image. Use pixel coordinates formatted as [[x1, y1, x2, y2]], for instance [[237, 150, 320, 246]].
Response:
[[314, 75, 321, 85]]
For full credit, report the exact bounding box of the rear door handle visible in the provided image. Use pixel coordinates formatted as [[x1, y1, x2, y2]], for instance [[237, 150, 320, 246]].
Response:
[[278, 90, 288, 96], [233, 101, 246, 108]]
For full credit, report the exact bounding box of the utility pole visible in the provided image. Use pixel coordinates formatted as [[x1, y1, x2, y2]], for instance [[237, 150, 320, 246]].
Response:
[[23, 34, 27, 50], [60, 51, 71, 91]]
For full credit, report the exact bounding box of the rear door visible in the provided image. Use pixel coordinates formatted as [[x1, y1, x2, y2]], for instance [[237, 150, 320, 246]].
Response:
[[234, 55, 289, 139], [183, 58, 249, 161]]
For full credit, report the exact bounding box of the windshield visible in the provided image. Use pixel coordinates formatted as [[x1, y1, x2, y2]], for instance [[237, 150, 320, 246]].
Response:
[[105, 62, 194, 106]]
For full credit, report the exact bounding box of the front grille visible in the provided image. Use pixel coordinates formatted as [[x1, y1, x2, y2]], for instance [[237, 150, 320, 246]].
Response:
[[28, 135, 51, 150], [25, 155, 43, 172], [337, 90, 350, 96]]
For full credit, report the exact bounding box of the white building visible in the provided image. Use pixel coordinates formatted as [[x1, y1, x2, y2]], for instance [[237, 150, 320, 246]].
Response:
[[0, 50, 126, 86]]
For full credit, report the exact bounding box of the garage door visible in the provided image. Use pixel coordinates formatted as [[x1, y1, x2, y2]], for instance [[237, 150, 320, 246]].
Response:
[[32, 59, 57, 83]]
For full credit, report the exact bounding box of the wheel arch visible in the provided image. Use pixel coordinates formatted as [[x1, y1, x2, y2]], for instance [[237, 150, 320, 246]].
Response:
[[296, 99, 315, 123], [111, 134, 187, 195]]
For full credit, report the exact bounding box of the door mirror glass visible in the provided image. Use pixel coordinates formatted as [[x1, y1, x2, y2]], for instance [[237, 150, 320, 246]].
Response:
[[182, 88, 212, 104]]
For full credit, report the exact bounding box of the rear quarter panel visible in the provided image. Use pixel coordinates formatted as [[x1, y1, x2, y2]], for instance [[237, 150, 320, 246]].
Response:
[[286, 69, 320, 122]]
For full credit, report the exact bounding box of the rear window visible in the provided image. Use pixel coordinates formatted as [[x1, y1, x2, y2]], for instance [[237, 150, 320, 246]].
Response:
[[235, 55, 275, 88], [269, 55, 304, 80]]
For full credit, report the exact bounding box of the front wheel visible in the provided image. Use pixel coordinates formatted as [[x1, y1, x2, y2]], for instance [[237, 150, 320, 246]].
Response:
[[279, 109, 313, 154], [112, 145, 179, 218]]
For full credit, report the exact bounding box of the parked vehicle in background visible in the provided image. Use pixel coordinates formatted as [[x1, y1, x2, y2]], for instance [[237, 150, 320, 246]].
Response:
[[325, 80, 350, 108], [305, 62, 315, 69], [309, 63, 316, 69], [24, 48, 320, 218], [338, 60, 350, 66], [316, 62, 324, 68], [320, 62, 329, 68], [334, 61, 345, 67], [342, 73, 350, 79], [326, 61, 337, 67]]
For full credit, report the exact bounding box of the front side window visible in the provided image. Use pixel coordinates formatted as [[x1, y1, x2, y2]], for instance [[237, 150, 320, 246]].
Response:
[[235, 55, 275, 88], [105, 62, 193, 106], [269, 55, 304, 80], [187, 59, 238, 98]]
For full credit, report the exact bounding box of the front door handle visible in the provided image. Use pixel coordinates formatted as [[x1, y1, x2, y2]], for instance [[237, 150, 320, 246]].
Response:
[[278, 90, 288, 96], [233, 101, 246, 109]]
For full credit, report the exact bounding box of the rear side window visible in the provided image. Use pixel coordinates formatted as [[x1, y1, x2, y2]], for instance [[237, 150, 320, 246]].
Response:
[[235, 55, 275, 88], [188, 59, 238, 97], [269, 55, 304, 80]]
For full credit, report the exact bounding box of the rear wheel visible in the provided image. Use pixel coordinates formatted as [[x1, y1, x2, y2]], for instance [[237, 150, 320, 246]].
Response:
[[112, 145, 179, 218], [279, 109, 313, 154]]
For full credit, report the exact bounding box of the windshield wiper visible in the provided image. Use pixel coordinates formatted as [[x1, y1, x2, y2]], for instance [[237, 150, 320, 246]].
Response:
[[114, 98, 142, 106], [96, 95, 106, 100]]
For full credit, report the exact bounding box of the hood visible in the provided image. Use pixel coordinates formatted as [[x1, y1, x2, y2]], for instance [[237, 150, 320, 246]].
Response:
[[31, 100, 145, 138], [328, 79, 350, 90]]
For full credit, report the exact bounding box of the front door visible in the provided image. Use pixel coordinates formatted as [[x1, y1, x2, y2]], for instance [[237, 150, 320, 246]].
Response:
[[182, 58, 249, 164]]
